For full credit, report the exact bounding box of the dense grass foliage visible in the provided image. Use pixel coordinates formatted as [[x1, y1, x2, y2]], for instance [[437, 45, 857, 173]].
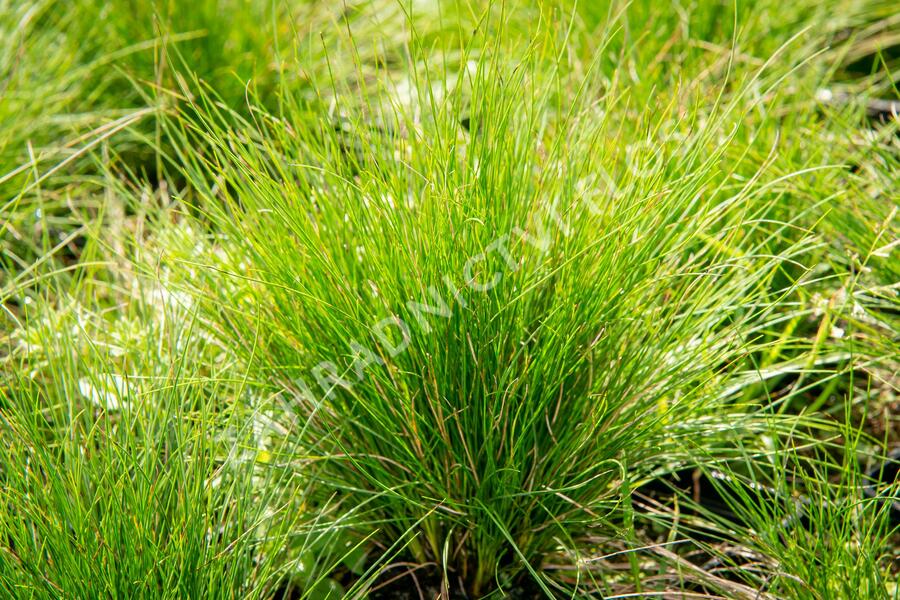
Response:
[[1, 1, 897, 598], [157, 36, 827, 594]]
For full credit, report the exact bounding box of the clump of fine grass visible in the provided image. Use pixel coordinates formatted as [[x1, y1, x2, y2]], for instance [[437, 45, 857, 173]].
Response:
[[139, 9, 886, 593]]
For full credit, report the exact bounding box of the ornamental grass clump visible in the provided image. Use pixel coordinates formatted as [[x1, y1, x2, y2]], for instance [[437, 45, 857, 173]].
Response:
[[156, 27, 830, 595]]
